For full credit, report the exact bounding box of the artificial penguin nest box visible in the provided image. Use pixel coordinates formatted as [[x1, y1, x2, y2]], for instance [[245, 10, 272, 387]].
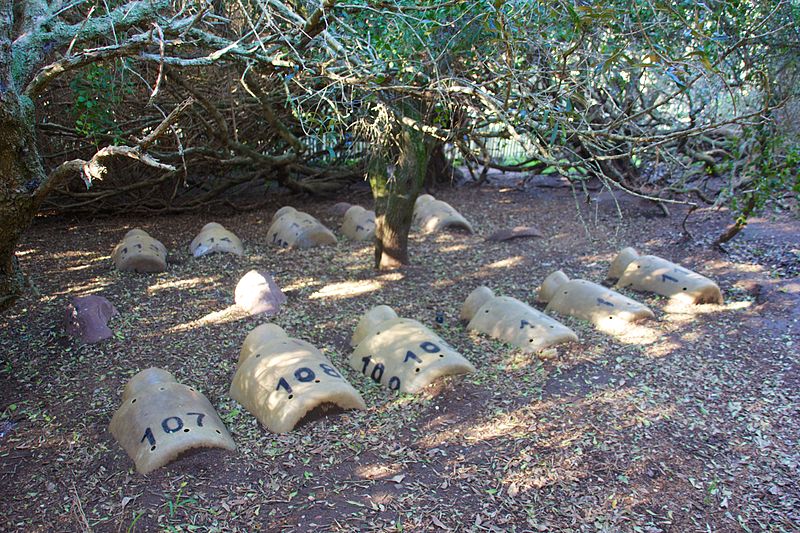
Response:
[[267, 207, 337, 249], [111, 229, 167, 272], [413, 194, 474, 234], [341, 205, 376, 241], [607, 247, 723, 304], [461, 286, 578, 353], [350, 306, 476, 393], [109, 368, 235, 475], [64, 295, 118, 344], [537, 270, 655, 327], [229, 324, 366, 433], [234, 270, 286, 316], [190, 222, 243, 257]]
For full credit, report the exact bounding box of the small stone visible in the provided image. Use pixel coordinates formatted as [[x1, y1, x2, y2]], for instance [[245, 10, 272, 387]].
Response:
[[234, 270, 287, 316]]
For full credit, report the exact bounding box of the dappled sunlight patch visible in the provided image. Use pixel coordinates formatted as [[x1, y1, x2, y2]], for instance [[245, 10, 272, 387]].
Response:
[[355, 463, 401, 481], [167, 304, 246, 333], [48, 278, 114, 298], [643, 338, 684, 359], [439, 243, 470, 253], [603, 322, 660, 345], [310, 279, 383, 301], [661, 298, 751, 316], [51, 250, 101, 260], [282, 277, 321, 292], [376, 272, 404, 282], [147, 276, 220, 294], [485, 256, 525, 270]]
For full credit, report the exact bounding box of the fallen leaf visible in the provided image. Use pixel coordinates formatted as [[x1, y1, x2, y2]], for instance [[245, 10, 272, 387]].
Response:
[[431, 515, 450, 530], [388, 474, 406, 484], [507, 483, 519, 497]]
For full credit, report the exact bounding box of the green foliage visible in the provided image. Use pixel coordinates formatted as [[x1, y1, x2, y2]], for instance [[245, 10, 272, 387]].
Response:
[[69, 62, 132, 144], [731, 128, 800, 224]]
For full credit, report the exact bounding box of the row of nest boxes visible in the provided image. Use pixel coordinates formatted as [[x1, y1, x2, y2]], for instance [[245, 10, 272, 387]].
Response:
[[112, 195, 474, 272]]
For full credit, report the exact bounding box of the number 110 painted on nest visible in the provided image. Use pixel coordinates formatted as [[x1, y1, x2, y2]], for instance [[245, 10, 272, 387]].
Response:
[[361, 341, 442, 391]]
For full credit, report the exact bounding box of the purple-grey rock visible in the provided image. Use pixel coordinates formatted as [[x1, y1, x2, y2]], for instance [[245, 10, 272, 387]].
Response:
[[235, 270, 287, 316], [64, 295, 118, 343]]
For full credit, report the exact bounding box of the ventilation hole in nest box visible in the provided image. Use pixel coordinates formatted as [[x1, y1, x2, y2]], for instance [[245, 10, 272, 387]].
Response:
[[415, 368, 420, 373], [215, 430, 221, 434], [183, 428, 190, 433], [288, 394, 294, 399], [314, 379, 320, 383], [159, 387, 165, 391], [150, 446, 156, 452], [682, 287, 688, 291], [131, 399, 136, 404], [439, 354, 444, 358], [609, 316, 614, 319]]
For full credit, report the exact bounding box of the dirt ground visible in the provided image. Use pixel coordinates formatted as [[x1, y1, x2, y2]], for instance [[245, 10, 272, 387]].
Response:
[[1, 181, 798, 532]]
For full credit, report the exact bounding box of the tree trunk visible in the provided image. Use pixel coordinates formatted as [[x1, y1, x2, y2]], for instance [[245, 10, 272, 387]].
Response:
[[370, 124, 432, 270], [0, 89, 48, 312], [424, 142, 458, 189]]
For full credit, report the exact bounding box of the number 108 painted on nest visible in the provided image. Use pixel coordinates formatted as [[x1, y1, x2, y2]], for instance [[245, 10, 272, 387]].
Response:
[[275, 363, 343, 397]]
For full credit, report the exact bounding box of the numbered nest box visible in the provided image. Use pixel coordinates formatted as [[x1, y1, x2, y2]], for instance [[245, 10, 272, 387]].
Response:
[[412, 194, 474, 234], [229, 324, 366, 434], [608, 247, 723, 305], [461, 286, 578, 353], [111, 229, 168, 272], [341, 205, 376, 241], [190, 222, 243, 257], [350, 306, 476, 393], [267, 207, 337, 249], [536, 270, 655, 328], [109, 368, 235, 475]]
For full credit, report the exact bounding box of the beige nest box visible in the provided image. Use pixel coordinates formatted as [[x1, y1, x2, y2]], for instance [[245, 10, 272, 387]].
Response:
[[267, 207, 337, 249], [413, 194, 474, 234], [608, 247, 723, 304], [461, 286, 578, 353], [341, 205, 376, 241], [190, 222, 243, 257], [537, 270, 655, 327], [109, 368, 236, 475], [229, 324, 366, 433], [350, 306, 476, 393], [111, 229, 167, 272]]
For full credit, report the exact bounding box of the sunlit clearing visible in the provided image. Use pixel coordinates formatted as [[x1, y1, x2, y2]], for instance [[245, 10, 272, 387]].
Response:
[[167, 304, 246, 333], [148, 276, 217, 294], [310, 279, 383, 300]]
